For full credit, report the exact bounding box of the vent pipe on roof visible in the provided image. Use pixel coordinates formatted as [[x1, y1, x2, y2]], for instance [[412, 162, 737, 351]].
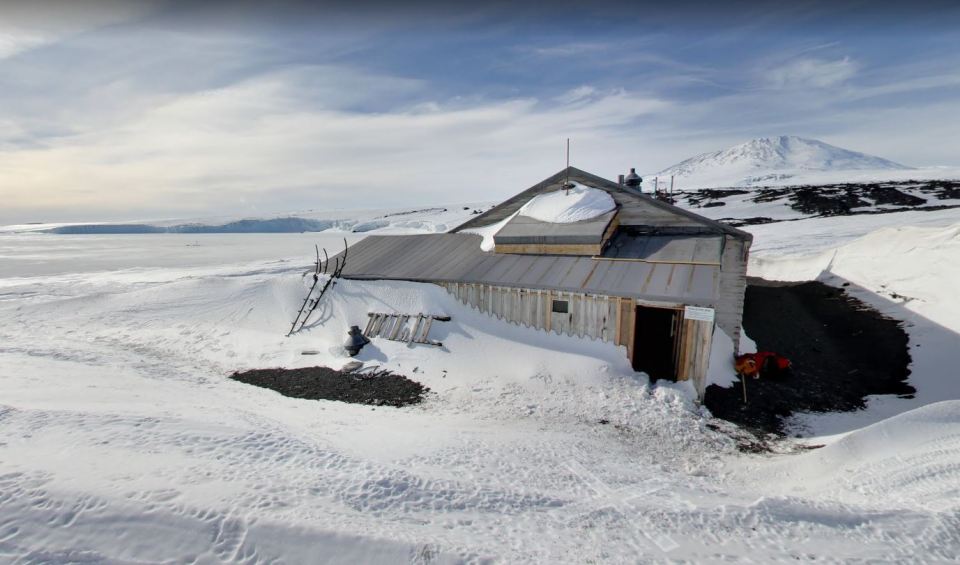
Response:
[[624, 167, 642, 189]]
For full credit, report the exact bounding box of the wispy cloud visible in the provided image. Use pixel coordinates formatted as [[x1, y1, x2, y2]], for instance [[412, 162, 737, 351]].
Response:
[[2, 2, 960, 223], [527, 42, 611, 58], [0, 68, 670, 222], [765, 56, 858, 89], [0, 0, 158, 60]]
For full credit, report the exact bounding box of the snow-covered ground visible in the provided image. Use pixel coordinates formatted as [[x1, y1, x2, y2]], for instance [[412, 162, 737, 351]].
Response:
[[2, 198, 960, 562]]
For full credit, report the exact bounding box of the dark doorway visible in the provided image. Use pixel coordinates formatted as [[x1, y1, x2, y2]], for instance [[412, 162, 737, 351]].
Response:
[[633, 306, 680, 381]]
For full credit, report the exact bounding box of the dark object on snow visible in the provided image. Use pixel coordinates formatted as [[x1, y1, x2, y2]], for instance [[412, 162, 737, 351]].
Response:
[[230, 366, 429, 407], [624, 167, 642, 188], [734, 352, 791, 379], [705, 279, 913, 435], [288, 238, 349, 336], [343, 325, 370, 356]]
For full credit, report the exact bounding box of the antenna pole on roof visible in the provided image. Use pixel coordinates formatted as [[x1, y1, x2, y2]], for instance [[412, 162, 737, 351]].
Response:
[[564, 138, 571, 194]]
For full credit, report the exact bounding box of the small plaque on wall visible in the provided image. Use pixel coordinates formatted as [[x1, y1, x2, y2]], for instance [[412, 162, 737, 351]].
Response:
[[684, 306, 715, 322]]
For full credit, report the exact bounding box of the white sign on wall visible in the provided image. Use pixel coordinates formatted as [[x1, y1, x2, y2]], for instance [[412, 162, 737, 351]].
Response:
[[684, 305, 715, 322]]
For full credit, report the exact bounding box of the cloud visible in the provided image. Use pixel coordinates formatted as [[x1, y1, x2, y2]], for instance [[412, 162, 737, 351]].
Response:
[[0, 1, 159, 60], [765, 56, 858, 89], [528, 42, 610, 58], [554, 85, 597, 104], [0, 69, 670, 222], [3, 3, 960, 223]]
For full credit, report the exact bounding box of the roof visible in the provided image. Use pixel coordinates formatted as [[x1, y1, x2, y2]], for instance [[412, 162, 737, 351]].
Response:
[[493, 209, 617, 246], [604, 230, 723, 264], [453, 166, 752, 241], [338, 233, 720, 306]]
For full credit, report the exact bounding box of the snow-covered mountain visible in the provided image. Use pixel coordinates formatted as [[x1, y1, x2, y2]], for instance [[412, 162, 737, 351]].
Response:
[[652, 136, 911, 189]]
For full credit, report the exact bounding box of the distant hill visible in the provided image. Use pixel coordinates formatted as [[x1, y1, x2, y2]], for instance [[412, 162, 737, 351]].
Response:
[[652, 136, 911, 189]]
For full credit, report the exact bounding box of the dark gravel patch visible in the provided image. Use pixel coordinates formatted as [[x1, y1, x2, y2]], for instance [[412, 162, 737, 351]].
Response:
[[704, 279, 913, 435], [231, 366, 430, 407], [867, 185, 926, 207]]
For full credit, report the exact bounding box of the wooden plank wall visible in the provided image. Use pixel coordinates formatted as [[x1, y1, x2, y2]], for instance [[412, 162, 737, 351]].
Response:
[[440, 281, 715, 401], [440, 282, 620, 343], [677, 318, 714, 399]]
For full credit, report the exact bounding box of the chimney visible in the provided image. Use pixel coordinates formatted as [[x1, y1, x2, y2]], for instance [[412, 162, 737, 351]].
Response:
[[624, 167, 641, 189], [618, 174, 625, 186]]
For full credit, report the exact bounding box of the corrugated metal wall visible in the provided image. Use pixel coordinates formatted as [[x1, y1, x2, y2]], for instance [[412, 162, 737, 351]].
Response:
[[440, 282, 620, 342]]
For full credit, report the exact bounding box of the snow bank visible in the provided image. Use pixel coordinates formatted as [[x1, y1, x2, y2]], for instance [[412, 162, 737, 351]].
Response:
[[751, 222, 960, 334], [517, 183, 615, 223], [706, 327, 739, 388], [749, 401, 960, 511], [3, 230, 960, 561], [747, 221, 960, 436]]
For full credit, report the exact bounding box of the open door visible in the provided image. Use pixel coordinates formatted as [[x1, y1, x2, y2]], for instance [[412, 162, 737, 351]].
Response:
[[632, 305, 680, 381]]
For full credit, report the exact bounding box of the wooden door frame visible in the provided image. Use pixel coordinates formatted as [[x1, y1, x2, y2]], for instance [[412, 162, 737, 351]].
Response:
[[631, 303, 684, 381]]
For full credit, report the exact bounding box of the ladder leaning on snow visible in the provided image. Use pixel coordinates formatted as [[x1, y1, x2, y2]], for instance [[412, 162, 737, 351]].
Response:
[[288, 238, 348, 336], [364, 313, 450, 347]]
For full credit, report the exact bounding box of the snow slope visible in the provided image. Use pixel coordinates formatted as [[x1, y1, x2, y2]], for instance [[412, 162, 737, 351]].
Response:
[[2, 220, 960, 561], [651, 136, 913, 189]]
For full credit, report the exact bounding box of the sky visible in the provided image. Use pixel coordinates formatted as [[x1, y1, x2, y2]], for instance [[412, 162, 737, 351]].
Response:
[[1, 0, 960, 224]]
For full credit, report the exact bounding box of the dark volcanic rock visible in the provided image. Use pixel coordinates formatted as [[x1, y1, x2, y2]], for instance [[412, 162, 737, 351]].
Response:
[[722, 217, 776, 227], [931, 181, 960, 200], [684, 189, 750, 207], [867, 186, 926, 207], [790, 187, 870, 216], [231, 366, 429, 407], [704, 279, 913, 435]]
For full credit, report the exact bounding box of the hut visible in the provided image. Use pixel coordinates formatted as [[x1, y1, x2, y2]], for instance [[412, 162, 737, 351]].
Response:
[[338, 167, 752, 399]]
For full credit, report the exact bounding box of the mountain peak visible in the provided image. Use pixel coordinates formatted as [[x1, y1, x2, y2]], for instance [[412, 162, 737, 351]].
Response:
[[654, 136, 910, 188]]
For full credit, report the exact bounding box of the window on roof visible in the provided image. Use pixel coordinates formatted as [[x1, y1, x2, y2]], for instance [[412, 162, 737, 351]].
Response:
[[551, 299, 569, 314]]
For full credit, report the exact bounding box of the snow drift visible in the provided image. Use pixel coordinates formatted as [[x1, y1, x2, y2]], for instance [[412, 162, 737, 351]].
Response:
[[517, 183, 616, 223]]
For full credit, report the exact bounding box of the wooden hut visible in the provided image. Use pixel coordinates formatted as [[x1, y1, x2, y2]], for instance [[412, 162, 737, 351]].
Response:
[[339, 167, 752, 399]]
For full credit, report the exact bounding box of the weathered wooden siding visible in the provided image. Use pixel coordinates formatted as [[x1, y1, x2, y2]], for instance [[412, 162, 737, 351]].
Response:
[[440, 281, 718, 401], [440, 282, 620, 343], [676, 317, 714, 399], [716, 235, 750, 353]]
